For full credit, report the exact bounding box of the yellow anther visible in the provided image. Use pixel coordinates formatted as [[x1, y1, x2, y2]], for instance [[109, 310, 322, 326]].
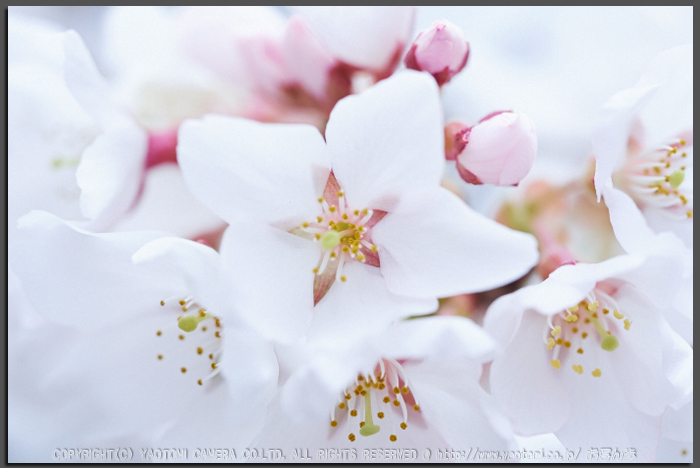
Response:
[[413, 405, 420, 411], [211, 362, 217, 369], [181, 306, 188, 312], [337, 190, 344, 197], [556, 338, 564, 345], [156, 330, 162, 336], [377, 412, 384, 419], [393, 387, 400, 394], [179, 300, 186, 306], [383, 396, 390, 403], [370, 245, 378, 252], [602, 308, 609, 314], [342, 213, 348, 220], [393, 400, 400, 407], [572, 327, 578, 333], [357, 254, 366, 262], [613, 310, 623, 320], [157, 354, 163, 360], [317, 216, 323, 223], [401, 386, 409, 394], [687, 211, 693, 218], [312, 268, 319, 274], [680, 195, 688, 204], [577, 348, 584, 354], [196, 347, 203, 355], [389, 435, 397, 442], [565, 314, 578, 323], [572, 364, 584, 375], [362, 209, 368, 215], [348, 433, 355, 442], [624, 319, 631, 330], [400, 422, 407, 430], [551, 326, 561, 337], [345, 394, 352, 400], [338, 402, 346, 409], [181, 367, 187, 373], [587, 301, 599, 311], [160, 301, 165, 306], [546, 338, 555, 350], [340, 276, 347, 282], [330, 420, 338, 427], [581, 332, 588, 339], [592, 368, 602, 377], [214, 331, 221, 338], [317, 197, 324, 203], [178, 335, 185, 340], [329, 206, 337, 213], [359, 422, 365, 427], [568, 305, 579, 313], [550, 360, 561, 369], [197, 379, 202, 386], [301, 222, 309, 228], [680, 139, 687, 146], [564, 341, 571, 348], [314, 233, 321, 240], [209, 353, 213, 359], [350, 409, 357, 417]]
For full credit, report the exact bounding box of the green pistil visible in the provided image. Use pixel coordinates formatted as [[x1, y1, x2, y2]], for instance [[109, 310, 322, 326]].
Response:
[[585, 307, 619, 352], [320, 231, 341, 250], [359, 390, 380, 437], [178, 313, 211, 333], [669, 170, 685, 188]]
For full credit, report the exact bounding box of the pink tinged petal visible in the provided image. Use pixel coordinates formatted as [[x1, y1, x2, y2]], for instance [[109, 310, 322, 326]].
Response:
[[219, 222, 318, 345], [307, 262, 437, 347], [145, 128, 179, 169], [282, 15, 336, 103], [11, 211, 175, 329], [489, 311, 570, 435], [326, 71, 444, 211], [373, 188, 538, 299], [456, 111, 537, 186], [380, 316, 497, 363], [295, 6, 415, 71], [404, 20, 469, 87], [178, 115, 331, 230]]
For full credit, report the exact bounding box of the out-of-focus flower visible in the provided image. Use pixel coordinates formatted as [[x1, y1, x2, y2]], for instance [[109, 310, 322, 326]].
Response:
[[593, 44, 693, 248], [404, 20, 469, 87], [484, 252, 692, 462], [10, 211, 278, 451], [255, 316, 515, 452], [446, 111, 537, 186], [177, 71, 538, 345], [169, 6, 415, 124]]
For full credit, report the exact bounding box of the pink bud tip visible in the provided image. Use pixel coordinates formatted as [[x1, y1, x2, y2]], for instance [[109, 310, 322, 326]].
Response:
[[444, 121, 471, 161], [404, 20, 469, 87], [455, 111, 537, 186], [145, 128, 179, 170]]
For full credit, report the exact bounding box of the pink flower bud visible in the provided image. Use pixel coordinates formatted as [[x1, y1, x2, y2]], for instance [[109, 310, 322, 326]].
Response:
[[455, 111, 537, 186], [404, 20, 469, 87], [444, 121, 470, 161]]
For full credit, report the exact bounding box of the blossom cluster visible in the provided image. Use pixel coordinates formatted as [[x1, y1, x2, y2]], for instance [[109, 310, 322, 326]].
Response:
[[8, 6, 692, 463]]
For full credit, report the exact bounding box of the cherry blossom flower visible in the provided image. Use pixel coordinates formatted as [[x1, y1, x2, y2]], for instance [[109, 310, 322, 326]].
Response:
[[178, 71, 539, 344], [10, 211, 278, 452], [593, 44, 693, 248], [445, 111, 537, 186], [404, 20, 470, 87], [484, 252, 692, 462], [254, 316, 515, 452]]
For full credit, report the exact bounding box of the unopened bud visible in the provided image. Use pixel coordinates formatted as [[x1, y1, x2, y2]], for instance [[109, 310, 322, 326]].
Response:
[[444, 121, 470, 161], [455, 111, 537, 186], [404, 20, 469, 87]]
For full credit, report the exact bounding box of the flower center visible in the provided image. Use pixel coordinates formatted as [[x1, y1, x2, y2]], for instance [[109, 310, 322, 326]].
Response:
[[619, 137, 693, 219], [291, 172, 386, 304], [545, 287, 630, 377], [329, 358, 421, 443], [155, 296, 223, 387]]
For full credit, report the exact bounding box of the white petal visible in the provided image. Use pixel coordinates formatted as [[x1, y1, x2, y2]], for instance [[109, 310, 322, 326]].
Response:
[[221, 327, 279, 424], [10, 211, 174, 329], [373, 188, 538, 298], [132, 237, 224, 315], [219, 222, 318, 344], [380, 316, 498, 363], [178, 115, 331, 229], [307, 262, 437, 347], [489, 311, 570, 436], [296, 6, 414, 70], [326, 71, 444, 211], [407, 356, 515, 451]]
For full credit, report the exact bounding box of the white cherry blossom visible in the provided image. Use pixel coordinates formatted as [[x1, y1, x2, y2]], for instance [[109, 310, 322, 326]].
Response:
[[178, 71, 539, 344]]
